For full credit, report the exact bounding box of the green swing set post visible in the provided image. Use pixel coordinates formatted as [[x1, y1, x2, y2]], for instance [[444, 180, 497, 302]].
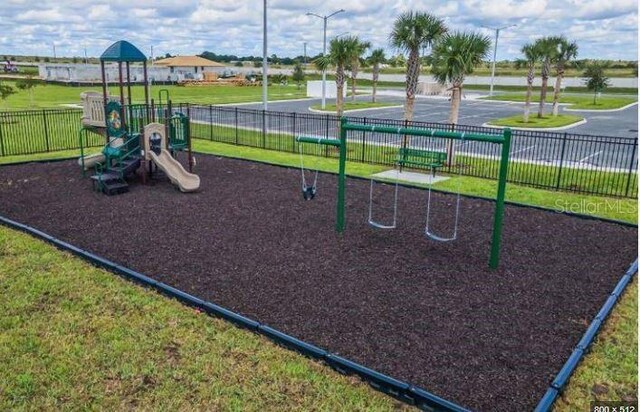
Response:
[[340, 119, 511, 269]]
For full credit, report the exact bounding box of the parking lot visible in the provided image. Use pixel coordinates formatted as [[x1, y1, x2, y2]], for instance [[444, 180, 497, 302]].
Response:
[[188, 93, 638, 172]]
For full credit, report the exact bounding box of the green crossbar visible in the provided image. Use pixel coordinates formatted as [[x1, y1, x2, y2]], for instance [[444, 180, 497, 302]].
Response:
[[296, 136, 342, 147]]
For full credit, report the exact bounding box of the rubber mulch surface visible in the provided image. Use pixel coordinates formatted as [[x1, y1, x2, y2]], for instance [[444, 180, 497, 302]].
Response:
[[0, 155, 636, 411]]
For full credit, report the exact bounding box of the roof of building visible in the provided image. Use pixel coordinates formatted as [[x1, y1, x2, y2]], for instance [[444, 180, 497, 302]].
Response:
[[100, 40, 147, 62], [154, 56, 225, 67]]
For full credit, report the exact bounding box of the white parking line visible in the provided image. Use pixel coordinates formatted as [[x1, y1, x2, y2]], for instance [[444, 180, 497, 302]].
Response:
[[510, 145, 536, 155], [579, 150, 603, 163]]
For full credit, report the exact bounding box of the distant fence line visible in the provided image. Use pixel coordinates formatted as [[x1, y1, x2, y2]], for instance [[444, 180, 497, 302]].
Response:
[[0, 104, 637, 199]]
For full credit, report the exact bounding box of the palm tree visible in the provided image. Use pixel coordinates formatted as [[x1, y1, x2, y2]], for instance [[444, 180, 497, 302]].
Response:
[[315, 36, 360, 117], [521, 42, 541, 123], [551, 37, 578, 116], [389, 11, 447, 121], [348, 40, 371, 102], [535, 36, 560, 118], [431, 31, 491, 163], [367, 48, 386, 103]]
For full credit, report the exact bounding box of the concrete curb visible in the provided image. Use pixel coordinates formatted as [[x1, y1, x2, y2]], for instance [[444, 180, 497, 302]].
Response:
[[563, 101, 638, 112], [481, 118, 587, 131], [308, 104, 403, 114]]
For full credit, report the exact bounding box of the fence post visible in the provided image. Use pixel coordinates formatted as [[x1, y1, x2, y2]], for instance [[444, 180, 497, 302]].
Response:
[[624, 140, 637, 198], [0, 113, 4, 156], [361, 117, 366, 162], [235, 107, 239, 145], [42, 110, 50, 152], [292, 112, 297, 153], [325, 114, 330, 158], [555, 132, 568, 190], [262, 110, 266, 148]]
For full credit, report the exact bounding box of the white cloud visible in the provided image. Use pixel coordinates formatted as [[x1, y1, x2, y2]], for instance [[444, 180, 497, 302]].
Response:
[[0, 0, 636, 60]]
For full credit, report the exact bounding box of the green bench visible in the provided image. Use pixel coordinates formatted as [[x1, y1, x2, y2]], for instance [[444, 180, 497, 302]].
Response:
[[395, 148, 446, 175]]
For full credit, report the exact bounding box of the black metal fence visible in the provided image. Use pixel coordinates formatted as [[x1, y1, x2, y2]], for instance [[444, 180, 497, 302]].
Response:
[[0, 104, 637, 199]]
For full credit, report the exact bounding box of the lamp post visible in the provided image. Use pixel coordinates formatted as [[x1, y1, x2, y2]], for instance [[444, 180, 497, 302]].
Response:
[[482, 24, 516, 96], [306, 9, 345, 109], [262, 0, 268, 111]]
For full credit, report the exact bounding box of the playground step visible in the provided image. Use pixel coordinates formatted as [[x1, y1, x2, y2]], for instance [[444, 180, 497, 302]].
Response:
[[111, 158, 141, 175], [102, 180, 129, 196], [90, 172, 120, 183]]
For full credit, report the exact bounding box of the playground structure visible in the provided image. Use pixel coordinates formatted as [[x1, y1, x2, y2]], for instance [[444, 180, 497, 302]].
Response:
[[297, 118, 511, 268], [78, 40, 199, 194]]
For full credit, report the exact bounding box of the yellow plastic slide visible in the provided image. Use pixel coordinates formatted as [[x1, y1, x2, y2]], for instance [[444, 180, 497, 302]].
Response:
[[150, 149, 200, 192]]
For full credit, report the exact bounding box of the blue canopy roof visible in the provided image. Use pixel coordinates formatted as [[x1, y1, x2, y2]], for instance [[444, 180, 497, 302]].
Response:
[[100, 40, 147, 62]]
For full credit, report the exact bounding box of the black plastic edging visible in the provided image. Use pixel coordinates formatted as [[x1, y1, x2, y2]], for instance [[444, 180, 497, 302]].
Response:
[[0, 214, 469, 412], [534, 259, 638, 412]]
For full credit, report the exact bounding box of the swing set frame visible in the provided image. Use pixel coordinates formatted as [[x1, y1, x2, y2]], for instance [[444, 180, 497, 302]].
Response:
[[297, 117, 511, 269]]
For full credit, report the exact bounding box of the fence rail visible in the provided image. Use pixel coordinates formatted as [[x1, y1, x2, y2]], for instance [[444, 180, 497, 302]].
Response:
[[0, 104, 637, 199]]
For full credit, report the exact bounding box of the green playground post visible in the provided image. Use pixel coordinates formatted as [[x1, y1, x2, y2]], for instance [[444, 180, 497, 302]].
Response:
[[336, 117, 347, 233], [489, 128, 511, 269]]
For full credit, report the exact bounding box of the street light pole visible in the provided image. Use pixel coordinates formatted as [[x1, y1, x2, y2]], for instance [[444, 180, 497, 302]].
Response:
[[483, 24, 516, 96], [306, 9, 345, 110], [262, 0, 268, 111]]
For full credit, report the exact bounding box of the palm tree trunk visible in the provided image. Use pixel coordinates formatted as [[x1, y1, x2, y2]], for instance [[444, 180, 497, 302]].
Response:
[[551, 68, 563, 116], [538, 61, 549, 118], [446, 85, 461, 165], [351, 63, 358, 102], [336, 67, 345, 117], [524, 66, 534, 123], [372, 65, 379, 103], [404, 49, 420, 122]]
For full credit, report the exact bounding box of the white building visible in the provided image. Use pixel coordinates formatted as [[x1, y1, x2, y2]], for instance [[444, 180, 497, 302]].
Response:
[[39, 56, 228, 83]]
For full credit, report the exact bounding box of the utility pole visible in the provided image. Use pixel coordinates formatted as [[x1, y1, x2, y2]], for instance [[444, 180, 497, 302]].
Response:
[[306, 9, 345, 109], [303, 42, 307, 67], [52, 44, 57, 60], [262, 0, 268, 111], [482, 24, 516, 96]]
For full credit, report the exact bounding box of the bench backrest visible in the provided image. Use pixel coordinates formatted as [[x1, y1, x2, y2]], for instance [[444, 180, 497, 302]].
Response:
[[397, 148, 446, 167]]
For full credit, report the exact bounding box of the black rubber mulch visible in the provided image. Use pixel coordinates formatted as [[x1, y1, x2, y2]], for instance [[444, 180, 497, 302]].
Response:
[[0, 156, 636, 411]]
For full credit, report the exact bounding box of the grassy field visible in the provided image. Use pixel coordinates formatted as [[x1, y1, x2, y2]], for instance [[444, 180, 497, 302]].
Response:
[[0, 226, 406, 411], [483, 93, 638, 110], [310, 101, 399, 112], [488, 114, 584, 128], [0, 82, 307, 110], [0, 143, 637, 409]]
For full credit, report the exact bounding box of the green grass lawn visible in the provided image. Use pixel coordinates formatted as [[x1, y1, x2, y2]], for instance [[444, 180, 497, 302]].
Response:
[[310, 101, 399, 112], [0, 82, 307, 110], [0, 226, 407, 411], [483, 93, 638, 110], [0, 144, 637, 409], [487, 114, 584, 128]]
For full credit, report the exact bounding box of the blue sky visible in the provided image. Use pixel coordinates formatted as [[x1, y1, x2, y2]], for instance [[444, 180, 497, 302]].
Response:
[[1, 0, 637, 61]]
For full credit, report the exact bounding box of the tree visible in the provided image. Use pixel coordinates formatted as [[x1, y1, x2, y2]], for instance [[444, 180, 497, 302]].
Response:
[[0, 82, 16, 109], [348, 40, 370, 102], [551, 37, 578, 116], [431, 31, 490, 163], [583, 62, 610, 105], [234, 61, 244, 67], [367, 49, 386, 103], [16, 76, 38, 108], [535, 36, 560, 118], [521, 42, 541, 123], [253, 60, 262, 68], [291, 62, 305, 89], [389, 11, 447, 121], [315, 36, 360, 117]]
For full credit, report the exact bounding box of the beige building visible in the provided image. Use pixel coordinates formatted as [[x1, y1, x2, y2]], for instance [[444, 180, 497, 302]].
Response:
[[154, 56, 226, 79]]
